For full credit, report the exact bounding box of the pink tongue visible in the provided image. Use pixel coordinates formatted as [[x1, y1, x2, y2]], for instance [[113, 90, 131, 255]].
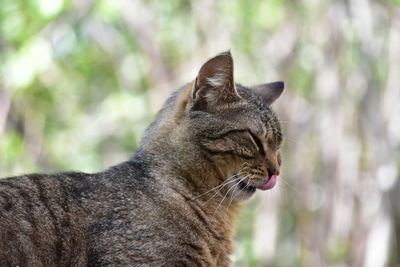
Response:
[[257, 175, 278, 191]]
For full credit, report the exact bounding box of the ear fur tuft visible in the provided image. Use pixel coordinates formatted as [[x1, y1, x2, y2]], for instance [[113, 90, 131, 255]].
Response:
[[191, 51, 240, 109]]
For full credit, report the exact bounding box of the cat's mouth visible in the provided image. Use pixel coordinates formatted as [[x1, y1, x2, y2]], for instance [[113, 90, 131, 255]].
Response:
[[238, 175, 278, 192]]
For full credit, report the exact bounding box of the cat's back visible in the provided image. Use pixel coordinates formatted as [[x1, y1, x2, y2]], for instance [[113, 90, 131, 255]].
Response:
[[0, 172, 90, 267]]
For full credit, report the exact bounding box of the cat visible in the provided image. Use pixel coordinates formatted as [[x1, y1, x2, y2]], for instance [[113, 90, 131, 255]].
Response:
[[0, 51, 284, 267]]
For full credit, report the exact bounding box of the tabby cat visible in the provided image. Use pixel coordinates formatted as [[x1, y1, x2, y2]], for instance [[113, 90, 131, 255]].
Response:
[[0, 52, 284, 267]]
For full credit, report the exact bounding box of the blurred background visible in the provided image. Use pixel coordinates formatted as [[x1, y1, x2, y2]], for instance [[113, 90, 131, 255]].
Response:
[[1, 0, 400, 266]]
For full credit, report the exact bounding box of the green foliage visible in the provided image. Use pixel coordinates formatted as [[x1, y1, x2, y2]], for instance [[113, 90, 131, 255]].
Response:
[[1, 0, 399, 266]]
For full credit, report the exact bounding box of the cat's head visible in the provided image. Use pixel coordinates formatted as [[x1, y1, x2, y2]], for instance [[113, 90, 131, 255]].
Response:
[[173, 51, 284, 201]]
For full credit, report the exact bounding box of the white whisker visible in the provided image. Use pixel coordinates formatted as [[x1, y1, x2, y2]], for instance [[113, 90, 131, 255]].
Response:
[[188, 172, 245, 202], [226, 176, 253, 211], [212, 176, 247, 216]]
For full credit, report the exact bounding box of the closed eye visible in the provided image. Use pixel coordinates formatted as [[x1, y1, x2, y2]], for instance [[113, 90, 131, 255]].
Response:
[[248, 131, 265, 156]]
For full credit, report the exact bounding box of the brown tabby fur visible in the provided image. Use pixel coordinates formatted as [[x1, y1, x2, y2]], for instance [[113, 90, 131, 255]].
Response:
[[0, 52, 284, 267]]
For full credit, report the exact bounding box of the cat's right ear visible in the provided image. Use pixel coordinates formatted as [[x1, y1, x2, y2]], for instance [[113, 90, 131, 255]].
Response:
[[190, 51, 241, 110]]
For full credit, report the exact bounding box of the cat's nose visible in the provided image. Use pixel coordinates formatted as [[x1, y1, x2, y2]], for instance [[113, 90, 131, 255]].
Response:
[[267, 167, 279, 177]]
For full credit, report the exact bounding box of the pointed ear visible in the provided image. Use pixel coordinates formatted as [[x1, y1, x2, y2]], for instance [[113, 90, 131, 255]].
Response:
[[191, 51, 240, 109], [251, 81, 284, 105]]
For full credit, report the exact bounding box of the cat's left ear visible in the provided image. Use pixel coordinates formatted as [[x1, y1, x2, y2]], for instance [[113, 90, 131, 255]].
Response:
[[251, 81, 284, 105], [191, 51, 241, 110]]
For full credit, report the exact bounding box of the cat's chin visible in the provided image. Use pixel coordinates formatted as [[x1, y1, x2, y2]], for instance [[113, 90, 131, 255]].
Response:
[[230, 175, 278, 202], [228, 180, 257, 202]]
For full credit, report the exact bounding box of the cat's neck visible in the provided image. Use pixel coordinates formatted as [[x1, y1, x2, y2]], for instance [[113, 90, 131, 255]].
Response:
[[132, 144, 242, 224], [91, 142, 241, 263]]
